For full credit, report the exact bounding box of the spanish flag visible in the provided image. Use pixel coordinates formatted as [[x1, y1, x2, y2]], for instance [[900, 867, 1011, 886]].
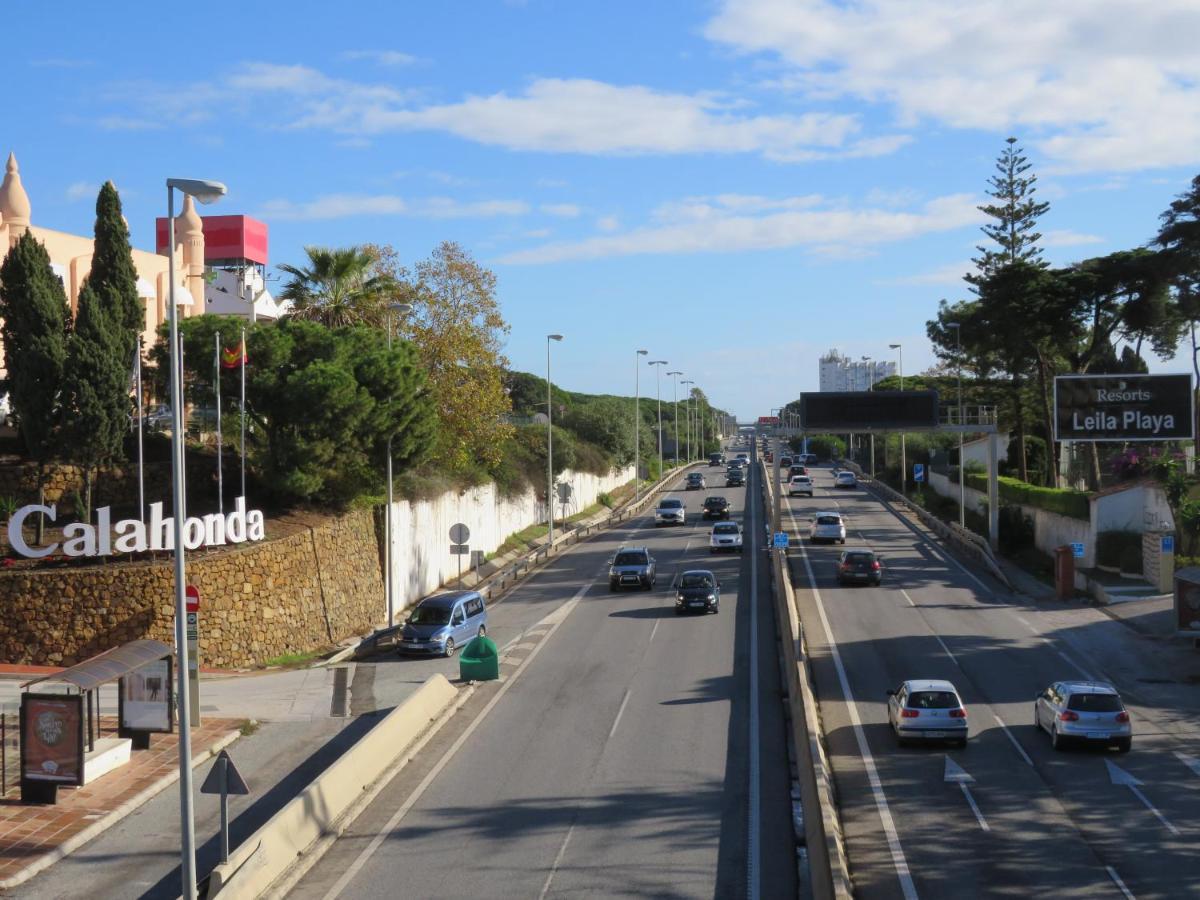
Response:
[[221, 338, 248, 369]]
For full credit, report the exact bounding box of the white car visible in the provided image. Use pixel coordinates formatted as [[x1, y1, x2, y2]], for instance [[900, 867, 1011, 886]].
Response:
[[810, 511, 847, 544], [788, 475, 814, 497], [834, 471, 858, 489], [655, 497, 687, 526], [709, 521, 743, 553]]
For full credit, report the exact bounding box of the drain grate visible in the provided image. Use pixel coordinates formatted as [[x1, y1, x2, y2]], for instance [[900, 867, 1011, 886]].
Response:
[[330, 665, 350, 717]]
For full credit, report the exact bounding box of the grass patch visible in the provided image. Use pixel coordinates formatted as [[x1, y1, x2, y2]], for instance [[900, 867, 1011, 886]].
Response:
[[239, 719, 260, 737], [492, 521, 550, 558], [262, 648, 328, 668]]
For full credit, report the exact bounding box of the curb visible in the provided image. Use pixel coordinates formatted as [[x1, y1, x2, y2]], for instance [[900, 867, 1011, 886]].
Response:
[[0, 727, 242, 891]]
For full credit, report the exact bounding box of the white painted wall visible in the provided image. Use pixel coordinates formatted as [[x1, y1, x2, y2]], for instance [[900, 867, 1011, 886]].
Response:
[[389, 466, 633, 612]]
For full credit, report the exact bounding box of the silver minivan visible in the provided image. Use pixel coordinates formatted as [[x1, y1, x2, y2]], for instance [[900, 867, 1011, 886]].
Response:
[[398, 590, 488, 658]]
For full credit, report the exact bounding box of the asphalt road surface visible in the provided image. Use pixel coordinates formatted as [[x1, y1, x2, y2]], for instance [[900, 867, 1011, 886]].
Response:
[[291, 452, 797, 900], [780, 460, 1200, 900]]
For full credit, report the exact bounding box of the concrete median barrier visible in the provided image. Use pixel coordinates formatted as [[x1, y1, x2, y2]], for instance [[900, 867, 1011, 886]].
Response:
[[205, 673, 458, 900]]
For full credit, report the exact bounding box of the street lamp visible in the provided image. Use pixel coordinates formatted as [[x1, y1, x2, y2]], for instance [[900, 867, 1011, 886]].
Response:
[[889, 343, 905, 496], [947, 323, 965, 528], [681, 379, 695, 460], [635, 350, 648, 503], [649, 360, 668, 477], [547, 334, 563, 544], [667, 371, 682, 466], [166, 175, 226, 900], [385, 302, 413, 625]]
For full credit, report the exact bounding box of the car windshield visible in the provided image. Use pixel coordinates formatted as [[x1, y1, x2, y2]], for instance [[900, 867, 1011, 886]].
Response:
[[714, 524, 739, 534], [1067, 693, 1123, 712], [845, 553, 874, 563], [613, 552, 647, 566], [661, 500, 683, 509], [409, 605, 452, 626], [688, 474, 702, 481], [705, 497, 725, 505], [680, 574, 714, 589], [817, 515, 842, 525], [906, 691, 959, 709]]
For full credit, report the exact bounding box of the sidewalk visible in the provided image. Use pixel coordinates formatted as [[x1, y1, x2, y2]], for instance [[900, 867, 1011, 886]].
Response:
[[0, 716, 240, 890]]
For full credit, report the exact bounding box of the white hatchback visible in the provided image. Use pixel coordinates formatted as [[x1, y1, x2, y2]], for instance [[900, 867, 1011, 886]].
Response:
[[809, 512, 846, 544], [709, 521, 743, 553], [788, 475, 814, 497]]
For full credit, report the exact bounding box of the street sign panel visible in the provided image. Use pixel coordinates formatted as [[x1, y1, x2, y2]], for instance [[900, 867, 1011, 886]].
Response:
[[201, 750, 250, 795], [1163, 535, 1175, 554], [773, 532, 789, 549], [1054, 374, 1194, 442], [186, 585, 200, 613], [449, 523, 471, 544], [913, 463, 925, 483], [1071, 542, 1085, 559], [449, 544, 470, 555]]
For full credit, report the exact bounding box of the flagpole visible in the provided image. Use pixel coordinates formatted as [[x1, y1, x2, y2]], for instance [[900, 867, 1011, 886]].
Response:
[[136, 338, 145, 522], [240, 326, 246, 502], [215, 331, 223, 516]]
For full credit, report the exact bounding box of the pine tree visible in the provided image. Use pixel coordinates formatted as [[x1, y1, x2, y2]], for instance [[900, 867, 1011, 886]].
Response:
[[968, 136, 1051, 285], [88, 182, 143, 363]]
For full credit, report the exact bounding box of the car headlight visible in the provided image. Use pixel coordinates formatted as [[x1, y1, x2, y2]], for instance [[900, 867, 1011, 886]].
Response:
[[706, 594, 716, 602], [677, 593, 685, 602]]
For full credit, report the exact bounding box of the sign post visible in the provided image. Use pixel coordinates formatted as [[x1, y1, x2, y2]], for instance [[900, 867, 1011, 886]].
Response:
[[200, 749, 250, 864], [449, 524, 471, 582], [913, 463, 925, 484], [185, 585, 201, 728]]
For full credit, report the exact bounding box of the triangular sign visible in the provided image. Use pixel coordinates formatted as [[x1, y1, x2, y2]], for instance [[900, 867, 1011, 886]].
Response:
[[1104, 759, 1142, 787], [943, 757, 974, 784], [200, 750, 250, 796]]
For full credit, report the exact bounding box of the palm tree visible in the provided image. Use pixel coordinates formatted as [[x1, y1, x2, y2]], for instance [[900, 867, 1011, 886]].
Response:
[[279, 246, 397, 328]]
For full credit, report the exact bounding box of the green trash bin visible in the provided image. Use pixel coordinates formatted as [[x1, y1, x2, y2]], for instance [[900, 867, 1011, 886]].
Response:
[[459, 635, 500, 682]]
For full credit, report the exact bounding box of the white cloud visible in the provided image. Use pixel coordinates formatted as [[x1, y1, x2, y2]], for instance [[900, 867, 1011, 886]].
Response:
[[499, 192, 982, 264], [540, 203, 581, 218], [1042, 229, 1105, 247], [259, 194, 530, 221], [706, 0, 1200, 172], [64, 181, 98, 202], [341, 50, 418, 67], [596, 215, 621, 232], [882, 260, 973, 287]]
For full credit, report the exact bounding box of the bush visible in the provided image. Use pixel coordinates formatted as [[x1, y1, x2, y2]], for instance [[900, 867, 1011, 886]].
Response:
[[598, 491, 614, 508], [965, 473, 1090, 520], [1096, 531, 1143, 569], [1119, 545, 1143, 575]]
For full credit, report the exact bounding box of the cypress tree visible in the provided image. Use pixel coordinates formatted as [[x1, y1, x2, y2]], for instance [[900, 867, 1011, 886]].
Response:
[[0, 231, 70, 537], [89, 182, 143, 364]]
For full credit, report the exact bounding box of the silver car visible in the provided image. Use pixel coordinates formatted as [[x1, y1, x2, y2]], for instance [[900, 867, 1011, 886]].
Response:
[[887, 679, 969, 747], [834, 470, 858, 488], [1035, 681, 1132, 752], [655, 497, 686, 526], [809, 512, 846, 544]]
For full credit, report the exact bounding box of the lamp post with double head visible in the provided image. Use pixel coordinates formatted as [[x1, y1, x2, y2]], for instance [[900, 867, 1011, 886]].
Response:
[[667, 371, 682, 466], [166, 176, 227, 900], [384, 302, 413, 623], [681, 379, 695, 460], [649, 360, 668, 477], [547, 334, 564, 543], [889, 343, 905, 495], [947, 323, 965, 528], [634, 349, 648, 503]]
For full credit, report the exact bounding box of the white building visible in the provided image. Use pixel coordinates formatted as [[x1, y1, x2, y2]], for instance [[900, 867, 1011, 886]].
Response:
[[818, 350, 896, 392]]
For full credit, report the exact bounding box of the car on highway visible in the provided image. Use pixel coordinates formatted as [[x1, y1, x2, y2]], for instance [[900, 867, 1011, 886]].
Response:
[[799, 453, 818, 466], [788, 475, 814, 497], [887, 679, 968, 747], [725, 467, 746, 487], [398, 590, 488, 658], [779, 455, 793, 469], [1035, 681, 1132, 752], [788, 463, 809, 480], [837, 549, 882, 585], [834, 470, 858, 489], [708, 452, 725, 466], [709, 521, 743, 553], [609, 547, 657, 591], [655, 497, 687, 526], [686, 472, 707, 490], [809, 512, 846, 544], [702, 496, 730, 519], [735, 452, 749, 466], [674, 569, 721, 615]]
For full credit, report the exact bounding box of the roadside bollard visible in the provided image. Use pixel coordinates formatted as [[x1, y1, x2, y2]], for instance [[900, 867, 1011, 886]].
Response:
[[459, 635, 500, 682]]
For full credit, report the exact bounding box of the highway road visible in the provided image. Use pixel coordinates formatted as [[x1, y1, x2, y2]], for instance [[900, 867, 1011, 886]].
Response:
[[291, 452, 797, 900], [779, 457, 1200, 900]]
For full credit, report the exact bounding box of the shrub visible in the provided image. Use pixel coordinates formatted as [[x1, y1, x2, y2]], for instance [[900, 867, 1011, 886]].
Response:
[[0, 496, 18, 522], [965, 473, 1091, 520], [598, 491, 614, 508]]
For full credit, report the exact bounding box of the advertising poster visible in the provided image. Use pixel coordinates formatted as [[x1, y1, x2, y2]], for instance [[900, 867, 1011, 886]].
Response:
[[21, 694, 83, 785], [1054, 374, 1194, 442], [121, 658, 172, 733]]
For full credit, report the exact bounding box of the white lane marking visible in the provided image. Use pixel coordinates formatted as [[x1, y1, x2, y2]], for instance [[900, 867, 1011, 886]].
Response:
[[934, 634, 960, 668], [959, 782, 990, 832], [993, 715, 1033, 766], [1056, 650, 1091, 680], [1107, 866, 1136, 900], [608, 688, 632, 740], [1014, 615, 1035, 632], [649, 619, 660, 643], [944, 758, 988, 832], [786, 502, 919, 900], [1105, 760, 1180, 836], [900, 588, 917, 608], [321, 582, 590, 900], [747, 459, 761, 900], [538, 820, 577, 900]]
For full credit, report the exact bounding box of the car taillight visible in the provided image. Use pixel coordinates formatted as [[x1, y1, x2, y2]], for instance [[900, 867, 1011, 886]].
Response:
[[1059, 710, 1079, 722], [1115, 711, 1130, 723], [900, 709, 919, 718], [871, 561, 881, 570], [840, 563, 852, 571], [949, 708, 967, 718]]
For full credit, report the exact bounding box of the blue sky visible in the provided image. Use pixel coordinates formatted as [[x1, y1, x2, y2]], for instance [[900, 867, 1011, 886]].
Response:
[[8, 0, 1200, 419]]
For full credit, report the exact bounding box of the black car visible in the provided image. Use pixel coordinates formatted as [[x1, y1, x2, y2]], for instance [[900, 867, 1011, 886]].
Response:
[[725, 468, 746, 487], [779, 455, 793, 468], [675, 569, 721, 615], [708, 452, 725, 467], [702, 496, 730, 519], [609, 547, 657, 591], [837, 549, 882, 586]]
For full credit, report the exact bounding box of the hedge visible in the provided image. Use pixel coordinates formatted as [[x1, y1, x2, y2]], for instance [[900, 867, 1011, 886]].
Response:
[[965, 473, 1091, 521]]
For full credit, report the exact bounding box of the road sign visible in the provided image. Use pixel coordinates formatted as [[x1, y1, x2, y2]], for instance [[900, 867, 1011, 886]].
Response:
[[773, 532, 789, 549], [556, 481, 573, 502], [185, 584, 200, 613], [201, 750, 250, 865], [449, 523, 471, 544], [1054, 373, 1194, 442], [450, 544, 470, 555], [913, 463, 925, 483], [1070, 542, 1085, 559], [1163, 535, 1175, 554]]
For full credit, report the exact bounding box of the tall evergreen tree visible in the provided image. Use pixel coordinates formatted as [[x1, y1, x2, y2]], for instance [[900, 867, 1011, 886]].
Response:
[[968, 136, 1051, 284], [0, 232, 70, 535], [61, 282, 129, 515], [88, 182, 143, 364]]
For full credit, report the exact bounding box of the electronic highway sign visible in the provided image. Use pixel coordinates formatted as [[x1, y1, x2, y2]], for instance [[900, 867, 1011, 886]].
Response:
[[1054, 374, 1194, 442], [798, 391, 939, 431]]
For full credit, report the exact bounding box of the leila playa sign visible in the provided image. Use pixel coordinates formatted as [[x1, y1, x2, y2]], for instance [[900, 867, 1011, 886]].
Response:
[[7, 497, 265, 559], [1054, 374, 1195, 442]]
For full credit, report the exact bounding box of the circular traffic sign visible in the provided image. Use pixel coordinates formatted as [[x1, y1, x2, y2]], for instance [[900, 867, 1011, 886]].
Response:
[[449, 523, 471, 544], [186, 584, 200, 613]]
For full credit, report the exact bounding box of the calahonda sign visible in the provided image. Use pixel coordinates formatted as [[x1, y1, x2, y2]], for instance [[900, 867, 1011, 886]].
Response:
[[8, 497, 265, 559]]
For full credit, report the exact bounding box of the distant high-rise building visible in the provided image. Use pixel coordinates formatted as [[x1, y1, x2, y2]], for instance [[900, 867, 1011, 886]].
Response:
[[818, 350, 896, 392]]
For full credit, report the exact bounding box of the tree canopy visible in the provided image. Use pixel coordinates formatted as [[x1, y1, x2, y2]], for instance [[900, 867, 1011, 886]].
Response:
[[280, 246, 398, 329]]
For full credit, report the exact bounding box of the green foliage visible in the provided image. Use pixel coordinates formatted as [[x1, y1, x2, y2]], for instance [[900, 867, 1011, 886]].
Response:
[[62, 282, 129, 474], [279, 246, 396, 328], [965, 473, 1091, 520], [598, 491, 614, 509], [788, 434, 845, 460], [1096, 531, 1142, 569], [968, 137, 1051, 280], [562, 399, 633, 465], [88, 182, 142, 364], [0, 495, 18, 521], [0, 232, 69, 463], [998, 505, 1035, 554]]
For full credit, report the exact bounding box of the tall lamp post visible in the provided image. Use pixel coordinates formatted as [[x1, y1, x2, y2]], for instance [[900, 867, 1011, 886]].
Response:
[[947, 323, 965, 528], [681, 379, 695, 460], [385, 302, 413, 624], [649, 360, 668, 477], [547, 334, 564, 544], [667, 371, 682, 466], [889, 343, 905, 495], [166, 176, 227, 900], [634, 349, 648, 503]]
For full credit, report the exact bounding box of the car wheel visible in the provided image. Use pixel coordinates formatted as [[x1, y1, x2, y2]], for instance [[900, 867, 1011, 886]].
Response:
[[643, 580, 653, 591], [443, 638, 456, 658], [956, 738, 968, 749], [609, 583, 617, 592], [1050, 724, 1064, 751], [1033, 704, 1041, 731], [840, 538, 846, 544], [1116, 738, 1132, 753]]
